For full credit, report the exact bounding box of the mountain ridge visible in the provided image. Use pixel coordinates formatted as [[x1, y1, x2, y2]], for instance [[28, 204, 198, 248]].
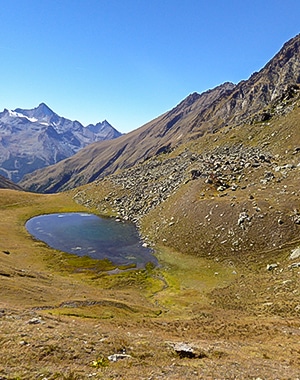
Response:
[[20, 82, 237, 192], [21, 34, 300, 193], [0, 174, 23, 190], [0, 103, 121, 182]]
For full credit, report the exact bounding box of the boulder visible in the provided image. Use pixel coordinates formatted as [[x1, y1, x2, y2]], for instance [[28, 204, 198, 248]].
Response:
[[290, 247, 300, 260]]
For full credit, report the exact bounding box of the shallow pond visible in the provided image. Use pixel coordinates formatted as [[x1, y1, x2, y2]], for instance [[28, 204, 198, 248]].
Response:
[[25, 213, 157, 268]]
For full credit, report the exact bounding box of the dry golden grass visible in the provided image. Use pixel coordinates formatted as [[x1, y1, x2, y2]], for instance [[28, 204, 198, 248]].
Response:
[[0, 189, 300, 379], [1, 100, 300, 377]]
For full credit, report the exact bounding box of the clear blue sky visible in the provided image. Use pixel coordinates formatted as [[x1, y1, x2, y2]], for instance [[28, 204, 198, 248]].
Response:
[[0, 0, 299, 133]]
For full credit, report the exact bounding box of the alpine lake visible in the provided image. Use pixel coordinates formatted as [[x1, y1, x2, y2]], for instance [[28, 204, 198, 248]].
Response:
[[25, 212, 157, 270]]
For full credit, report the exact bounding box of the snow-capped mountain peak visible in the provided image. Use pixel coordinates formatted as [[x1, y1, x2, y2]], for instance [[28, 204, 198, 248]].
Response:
[[7, 109, 38, 123], [0, 103, 122, 183]]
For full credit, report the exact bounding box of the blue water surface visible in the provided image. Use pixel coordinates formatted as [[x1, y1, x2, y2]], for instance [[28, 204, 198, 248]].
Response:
[[25, 213, 157, 268]]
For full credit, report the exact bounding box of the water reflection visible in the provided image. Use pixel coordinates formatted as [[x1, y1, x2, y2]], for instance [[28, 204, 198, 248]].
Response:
[[25, 213, 157, 268]]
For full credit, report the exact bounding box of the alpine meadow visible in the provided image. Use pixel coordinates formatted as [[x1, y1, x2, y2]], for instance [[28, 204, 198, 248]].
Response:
[[1, 34, 300, 379]]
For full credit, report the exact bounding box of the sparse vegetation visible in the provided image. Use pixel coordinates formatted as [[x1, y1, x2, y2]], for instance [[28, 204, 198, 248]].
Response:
[[1, 34, 300, 378]]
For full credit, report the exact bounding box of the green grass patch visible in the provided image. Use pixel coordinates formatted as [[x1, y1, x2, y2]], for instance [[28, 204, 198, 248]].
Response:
[[150, 246, 237, 314]]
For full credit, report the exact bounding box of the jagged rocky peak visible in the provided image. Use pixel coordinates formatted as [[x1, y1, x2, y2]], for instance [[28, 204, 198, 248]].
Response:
[[176, 82, 235, 110], [189, 34, 300, 130], [87, 120, 113, 132], [85, 120, 122, 139], [0, 103, 121, 183], [34, 102, 55, 115], [273, 33, 300, 67], [247, 34, 300, 97], [14, 102, 55, 121]]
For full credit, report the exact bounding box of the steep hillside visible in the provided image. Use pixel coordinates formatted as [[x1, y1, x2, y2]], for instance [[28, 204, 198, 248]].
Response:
[[20, 83, 235, 192], [21, 34, 300, 193], [0, 103, 121, 182], [70, 86, 300, 257], [189, 32, 300, 132], [0, 174, 23, 190]]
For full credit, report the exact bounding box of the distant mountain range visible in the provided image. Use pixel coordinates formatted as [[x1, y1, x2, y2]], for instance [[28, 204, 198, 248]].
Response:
[[20, 33, 300, 193], [0, 103, 121, 182]]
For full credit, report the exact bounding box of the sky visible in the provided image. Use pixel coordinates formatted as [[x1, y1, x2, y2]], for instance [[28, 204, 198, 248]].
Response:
[[0, 1, 299, 133]]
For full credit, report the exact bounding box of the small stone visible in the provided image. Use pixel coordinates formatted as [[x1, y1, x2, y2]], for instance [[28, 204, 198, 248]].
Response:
[[108, 353, 132, 362], [290, 247, 300, 260], [267, 263, 278, 271], [170, 342, 207, 359], [28, 317, 41, 325], [289, 262, 300, 269]]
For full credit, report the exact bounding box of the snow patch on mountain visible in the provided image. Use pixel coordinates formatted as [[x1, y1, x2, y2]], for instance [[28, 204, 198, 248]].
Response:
[[0, 103, 122, 182]]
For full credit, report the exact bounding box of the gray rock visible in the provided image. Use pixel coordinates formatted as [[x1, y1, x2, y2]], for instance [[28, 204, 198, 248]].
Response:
[[108, 353, 132, 362], [168, 342, 207, 359], [28, 317, 42, 324], [173, 342, 195, 358], [267, 263, 278, 271], [290, 247, 300, 260], [237, 212, 251, 229], [289, 262, 300, 269]]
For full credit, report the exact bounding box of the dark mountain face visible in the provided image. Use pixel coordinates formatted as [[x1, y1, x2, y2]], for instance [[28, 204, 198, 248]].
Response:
[[0, 104, 121, 182], [188, 33, 300, 133], [0, 174, 23, 190], [21, 34, 300, 193]]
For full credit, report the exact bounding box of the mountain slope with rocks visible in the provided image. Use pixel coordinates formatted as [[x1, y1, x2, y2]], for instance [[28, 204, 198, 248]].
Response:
[[20, 83, 235, 192], [71, 86, 300, 258], [58, 33, 300, 262], [0, 103, 121, 182], [21, 34, 300, 193]]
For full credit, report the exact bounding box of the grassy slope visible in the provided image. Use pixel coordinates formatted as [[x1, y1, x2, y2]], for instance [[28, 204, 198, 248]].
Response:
[[0, 190, 238, 379], [1, 105, 300, 378], [1, 83, 300, 379]]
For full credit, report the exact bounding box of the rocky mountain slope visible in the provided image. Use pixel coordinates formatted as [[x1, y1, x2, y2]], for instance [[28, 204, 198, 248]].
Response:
[[1, 190, 300, 379], [21, 34, 300, 193], [58, 33, 300, 259], [71, 86, 300, 257], [0, 103, 121, 182]]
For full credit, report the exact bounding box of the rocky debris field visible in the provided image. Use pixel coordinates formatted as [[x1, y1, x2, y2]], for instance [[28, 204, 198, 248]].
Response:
[[73, 138, 300, 255], [74, 144, 281, 223]]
